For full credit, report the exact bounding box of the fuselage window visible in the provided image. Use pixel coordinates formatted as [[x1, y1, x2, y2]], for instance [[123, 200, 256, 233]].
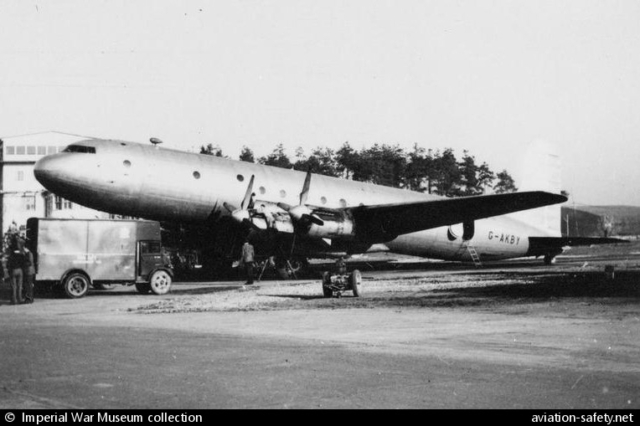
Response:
[[320, 196, 327, 205], [259, 186, 266, 195], [237, 174, 244, 182], [123, 160, 131, 168], [63, 145, 96, 154], [193, 171, 201, 179], [339, 199, 347, 207], [280, 190, 287, 198]]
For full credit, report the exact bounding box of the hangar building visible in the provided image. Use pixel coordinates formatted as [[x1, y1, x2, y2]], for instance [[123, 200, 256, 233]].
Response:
[[0, 131, 109, 245]]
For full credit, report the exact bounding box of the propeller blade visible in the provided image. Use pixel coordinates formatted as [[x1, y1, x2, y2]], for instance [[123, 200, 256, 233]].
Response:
[[299, 170, 312, 205], [223, 202, 237, 213], [241, 175, 255, 209], [308, 214, 324, 226], [300, 213, 324, 227]]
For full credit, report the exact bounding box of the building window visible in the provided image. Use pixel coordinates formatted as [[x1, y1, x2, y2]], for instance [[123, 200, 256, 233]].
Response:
[[47, 146, 57, 154], [16, 146, 25, 155], [63, 199, 73, 209], [6, 146, 15, 155], [27, 146, 36, 155], [17, 171, 24, 181], [24, 196, 36, 211], [55, 196, 62, 210], [37, 146, 46, 155]]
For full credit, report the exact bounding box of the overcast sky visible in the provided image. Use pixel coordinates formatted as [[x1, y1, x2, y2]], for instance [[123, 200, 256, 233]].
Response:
[[1, 0, 639, 206]]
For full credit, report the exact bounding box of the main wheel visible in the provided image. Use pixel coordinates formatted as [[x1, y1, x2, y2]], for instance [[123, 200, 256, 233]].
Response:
[[135, 282, 151, 294], [349, 269, 362, 297], [149, 270, 172, 295], [544, 254, 556, 265], [63, 273, 90, 299]]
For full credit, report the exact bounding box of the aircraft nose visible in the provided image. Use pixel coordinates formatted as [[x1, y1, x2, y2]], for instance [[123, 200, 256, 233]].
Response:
[[34, 154, 70, 192]]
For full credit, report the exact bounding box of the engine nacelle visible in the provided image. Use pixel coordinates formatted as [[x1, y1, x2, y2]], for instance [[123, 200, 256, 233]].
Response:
[[247, 201, 356, 240], [305, 216, 356, 239]]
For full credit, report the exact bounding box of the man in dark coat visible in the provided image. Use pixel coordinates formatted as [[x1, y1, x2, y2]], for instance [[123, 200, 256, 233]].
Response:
[[240, 240, 255, 285], [7, 236, 31, 305]]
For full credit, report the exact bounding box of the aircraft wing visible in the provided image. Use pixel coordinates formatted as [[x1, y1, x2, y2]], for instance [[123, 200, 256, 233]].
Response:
[[349, 191, 567, 241]]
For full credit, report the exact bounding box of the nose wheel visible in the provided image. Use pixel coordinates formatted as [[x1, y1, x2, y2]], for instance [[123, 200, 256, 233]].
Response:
[[321, 269, 362, 298]]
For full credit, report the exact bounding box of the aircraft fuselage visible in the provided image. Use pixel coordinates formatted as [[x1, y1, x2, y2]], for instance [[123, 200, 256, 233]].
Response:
[[34, 139, 554, 262]]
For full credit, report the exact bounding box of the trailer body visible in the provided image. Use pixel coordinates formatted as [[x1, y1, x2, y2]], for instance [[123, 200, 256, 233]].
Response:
[[26, 218, 173, 298]]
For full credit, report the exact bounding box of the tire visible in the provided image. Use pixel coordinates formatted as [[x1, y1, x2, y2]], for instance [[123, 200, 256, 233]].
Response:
[[149, 270, 172, 295], [62, 272, 90, 299], [544, 254, 556, 265], [349, 269, 362, 297], [289, 257, 309, 275]]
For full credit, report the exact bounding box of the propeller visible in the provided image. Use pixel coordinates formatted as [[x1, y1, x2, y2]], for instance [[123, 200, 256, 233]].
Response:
[[278, 170, 324, 227], [224, 175, 257, 228]]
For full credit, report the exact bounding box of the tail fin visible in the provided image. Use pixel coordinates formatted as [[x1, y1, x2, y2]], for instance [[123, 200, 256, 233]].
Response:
[[513, 140, 563, 236]]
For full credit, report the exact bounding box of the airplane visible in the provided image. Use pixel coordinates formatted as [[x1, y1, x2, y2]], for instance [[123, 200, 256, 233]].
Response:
[[33, 137, 624, 277]]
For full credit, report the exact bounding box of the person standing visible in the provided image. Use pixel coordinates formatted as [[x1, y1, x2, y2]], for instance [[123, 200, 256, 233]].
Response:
[[22, 239, 35, 304], [7, 236, 28, 305], [240, 240, 255, 285]]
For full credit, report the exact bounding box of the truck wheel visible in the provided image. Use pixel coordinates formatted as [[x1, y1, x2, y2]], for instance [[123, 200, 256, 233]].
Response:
[[149, 270, 172, 295], [63, 273, 90, 299], [350, 269, 362, 297], [135, 282, 151, 294]]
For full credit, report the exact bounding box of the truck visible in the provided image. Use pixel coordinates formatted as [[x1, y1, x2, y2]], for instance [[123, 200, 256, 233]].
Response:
[[26, 218, 173, 298]]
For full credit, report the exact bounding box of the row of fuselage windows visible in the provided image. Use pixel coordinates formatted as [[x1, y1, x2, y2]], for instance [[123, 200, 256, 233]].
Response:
[[191, 170, 349, 207], [5, 145, 66, 156]]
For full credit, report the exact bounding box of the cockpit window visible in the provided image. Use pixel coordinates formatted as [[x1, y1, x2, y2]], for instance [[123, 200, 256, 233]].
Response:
[[63, 145, 96, 154]]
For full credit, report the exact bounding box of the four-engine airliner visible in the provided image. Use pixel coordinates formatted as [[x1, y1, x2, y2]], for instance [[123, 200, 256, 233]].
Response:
[[33, 138, 623, 274]]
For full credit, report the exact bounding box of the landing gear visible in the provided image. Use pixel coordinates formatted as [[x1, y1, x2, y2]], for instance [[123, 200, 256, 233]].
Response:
[[544, 254, 557, 265], [321, 269, 363, 298]]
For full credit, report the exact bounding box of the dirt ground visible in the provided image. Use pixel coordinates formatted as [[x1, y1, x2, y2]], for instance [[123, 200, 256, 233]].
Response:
[[1, 244, 639, 409]]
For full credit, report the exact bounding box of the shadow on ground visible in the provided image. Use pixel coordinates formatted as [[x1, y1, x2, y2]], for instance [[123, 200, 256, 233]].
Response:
[[263, 271, 640, 311]]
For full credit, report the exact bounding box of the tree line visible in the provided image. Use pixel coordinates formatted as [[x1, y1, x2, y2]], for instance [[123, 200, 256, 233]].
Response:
[[200, 142, 518, 197]]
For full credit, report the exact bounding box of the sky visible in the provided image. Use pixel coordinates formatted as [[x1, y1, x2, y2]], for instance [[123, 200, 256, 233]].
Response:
[[1, 0, 639, 206]]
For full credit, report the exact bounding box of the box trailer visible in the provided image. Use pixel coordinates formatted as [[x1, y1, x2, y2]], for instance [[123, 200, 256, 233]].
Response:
[[26, 218, 173, 298]]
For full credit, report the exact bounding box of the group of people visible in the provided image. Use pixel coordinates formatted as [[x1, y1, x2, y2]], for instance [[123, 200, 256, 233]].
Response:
[[3, 231, 35, 305]]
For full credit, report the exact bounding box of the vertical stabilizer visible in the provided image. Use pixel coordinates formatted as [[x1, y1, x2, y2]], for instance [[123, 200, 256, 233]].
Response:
[[513, 140, 562, 236]]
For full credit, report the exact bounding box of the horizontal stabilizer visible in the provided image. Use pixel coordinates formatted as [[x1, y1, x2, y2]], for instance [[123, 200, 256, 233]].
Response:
[[350, 191, 567, 242]]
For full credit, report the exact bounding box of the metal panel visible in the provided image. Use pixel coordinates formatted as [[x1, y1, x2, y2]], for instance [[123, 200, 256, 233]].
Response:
[[87, 221, 136, 281], [35, 219, 89, 281]]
